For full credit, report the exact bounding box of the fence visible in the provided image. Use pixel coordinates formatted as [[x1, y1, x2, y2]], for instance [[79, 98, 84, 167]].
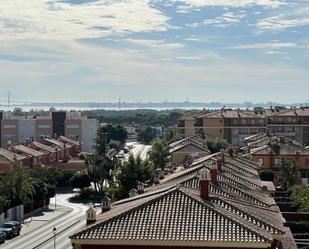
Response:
[[0, 205, 24, 226]]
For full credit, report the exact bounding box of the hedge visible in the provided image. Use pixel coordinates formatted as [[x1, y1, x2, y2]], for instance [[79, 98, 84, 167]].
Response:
[[286, 221, 309, 233]]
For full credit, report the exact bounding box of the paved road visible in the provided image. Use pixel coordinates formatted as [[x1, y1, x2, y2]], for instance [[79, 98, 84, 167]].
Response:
[[2, 193, 90, 249], [125, 142, 151, 161]]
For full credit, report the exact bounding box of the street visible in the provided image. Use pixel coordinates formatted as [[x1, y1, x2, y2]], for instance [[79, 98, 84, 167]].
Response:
[[1, 143, 151, 249], [125, 142, 151, 161], [2, 193, 90, 249]]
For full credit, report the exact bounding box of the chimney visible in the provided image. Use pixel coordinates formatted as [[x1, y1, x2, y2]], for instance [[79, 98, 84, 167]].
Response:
[[199, 168, 210, 200], [159, 170, 165, 180], [296, 151, 300, 162], [154, 175, 160, 185], [266, 128, 270, 137], [86, 207, 96, 225], [210, 164, 218, 183], [269, 149, 274, 169], [55, 148, 59, 162], [101, 196, 111, 213], [137, 182, 144, 194], [217, 158, 223, 172], [228, 146, 234, 158], [129, 188, 138, 198], [220, 149, 225, 163]]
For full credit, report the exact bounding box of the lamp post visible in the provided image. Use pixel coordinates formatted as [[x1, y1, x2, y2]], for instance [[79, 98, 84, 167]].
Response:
[[54, 181, 57, 211], [53, 227, 57, 249], [99, 132, 109, 156]]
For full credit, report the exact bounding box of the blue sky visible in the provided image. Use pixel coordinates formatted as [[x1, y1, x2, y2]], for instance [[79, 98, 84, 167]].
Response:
[[0, 0, 308, 103]]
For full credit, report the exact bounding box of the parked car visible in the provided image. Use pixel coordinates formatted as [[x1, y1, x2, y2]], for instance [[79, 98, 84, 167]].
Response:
[[0, 223, 17, 239], [5, 221, 21, 235], [0, 230, 6, 243]]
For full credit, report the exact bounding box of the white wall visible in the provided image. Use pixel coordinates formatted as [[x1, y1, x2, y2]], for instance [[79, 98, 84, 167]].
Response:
[[81, 119, 98, 153], [18, 119, 36, 143]]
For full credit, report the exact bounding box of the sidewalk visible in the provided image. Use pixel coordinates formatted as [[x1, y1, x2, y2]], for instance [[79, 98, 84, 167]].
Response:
[[21, 205, 72, 236]]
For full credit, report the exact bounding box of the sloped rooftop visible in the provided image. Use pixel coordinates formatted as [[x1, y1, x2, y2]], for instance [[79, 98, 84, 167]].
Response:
[[71, 187, 273, 247]]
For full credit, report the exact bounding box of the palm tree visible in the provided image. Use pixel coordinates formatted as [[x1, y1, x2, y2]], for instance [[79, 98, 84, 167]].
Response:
[[148, 139, 170, 170], [117, 154, 154, 198]]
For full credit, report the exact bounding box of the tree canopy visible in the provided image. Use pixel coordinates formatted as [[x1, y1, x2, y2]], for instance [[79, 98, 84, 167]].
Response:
[[113, 154, 154, 199], [205, 138, 229, 154], [279, 156, 300, 190], [148, 139, 170, 170], [137, 126, 156, 144]]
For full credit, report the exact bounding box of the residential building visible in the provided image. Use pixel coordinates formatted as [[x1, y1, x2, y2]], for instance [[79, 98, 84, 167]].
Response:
[[28, 141, 59, 164], [243, 134, 309, 178], [0, 110, 98, 153], [170, 136, 210, 165], [43, 138, 72, 160], [81, 118, 98, 153], [10, 144, 45, 166], [36, 116, 53, 139], [70, 153, 296, 249], [0, 148, 28, 173], [177, 107, 309, 147]]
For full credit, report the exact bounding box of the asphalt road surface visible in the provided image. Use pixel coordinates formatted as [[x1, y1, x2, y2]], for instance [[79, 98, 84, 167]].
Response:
[[2, 193, 90, 249], [125, 142, 151, 161]]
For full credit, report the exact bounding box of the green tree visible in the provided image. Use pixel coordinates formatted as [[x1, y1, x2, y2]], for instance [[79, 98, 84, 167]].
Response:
[[148, 139, 170, 170], [0, 195, 10, 213], [137, 126, 156, 144], [32, 179, 48, 201], [97, 124, 127, 155], [291, 185, 309, 212], [70, 173, 91, 192], [108, 139, 121, 152], [0, 161, 34, 207], [279, 156, 300, 190], [86, 154, 115, 193], [163, 128, 177, 144], [205, 138, 229, 154], [115, 154, 154, 199]]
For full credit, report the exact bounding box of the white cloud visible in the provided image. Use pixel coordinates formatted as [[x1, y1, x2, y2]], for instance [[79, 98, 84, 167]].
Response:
[[263, 50, 285, 55], [184, 37, 201, 41], [257, 15, 309, 31], [229, 42, 298, 49], [175, 56, 206, 60], [0, 0, 169, 40], [177, 0, 286, 9], [1, 40, 308, 103], [125, 39, 184, 49], [256, 5, 309, 31], [203, 12, 246, 28]]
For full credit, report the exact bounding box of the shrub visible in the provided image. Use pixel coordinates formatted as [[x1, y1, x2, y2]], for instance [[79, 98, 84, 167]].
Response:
[[259, 169, 274, 181], [286, 221, 309, 234]]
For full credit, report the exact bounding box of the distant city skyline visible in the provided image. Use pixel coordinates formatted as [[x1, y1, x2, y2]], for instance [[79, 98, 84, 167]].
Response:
[[0, 0, 308, 102]]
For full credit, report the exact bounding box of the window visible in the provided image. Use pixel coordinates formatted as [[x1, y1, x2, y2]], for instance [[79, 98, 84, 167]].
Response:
[[38, 125, 51, 129], [67, 125, 80, 129], [305, 159, 309, 167], [258, 158, 264, 166], [4, 124, 16, 128]]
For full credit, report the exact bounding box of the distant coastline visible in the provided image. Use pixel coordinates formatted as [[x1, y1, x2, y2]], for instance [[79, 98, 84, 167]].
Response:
[[0, 101, 308, 112]]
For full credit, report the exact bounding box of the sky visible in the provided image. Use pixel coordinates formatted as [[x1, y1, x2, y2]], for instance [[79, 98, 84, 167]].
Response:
[[0, 0, 308, 103]]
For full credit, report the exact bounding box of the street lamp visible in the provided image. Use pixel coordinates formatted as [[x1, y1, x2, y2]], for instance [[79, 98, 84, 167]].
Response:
[[99, 132, 109, 155], [53, 227, 57, 249], [54, 181, 57, 211]]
